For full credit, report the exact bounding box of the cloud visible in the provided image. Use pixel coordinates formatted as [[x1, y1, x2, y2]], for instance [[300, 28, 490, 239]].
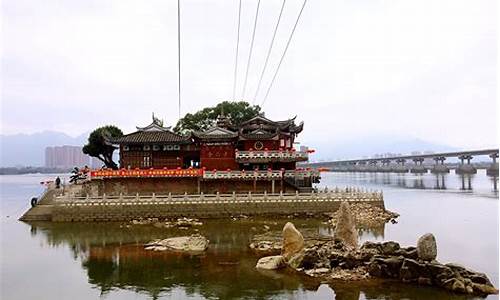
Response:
[[1, 0, 497, 149]]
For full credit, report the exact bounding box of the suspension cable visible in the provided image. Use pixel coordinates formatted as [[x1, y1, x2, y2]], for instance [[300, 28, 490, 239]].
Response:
[[261, 0, 307, 107], [177, 0, 182, 119], [241, 0, 261, 100], [252, 0, 286, 104], [232, 0, 242, 100]]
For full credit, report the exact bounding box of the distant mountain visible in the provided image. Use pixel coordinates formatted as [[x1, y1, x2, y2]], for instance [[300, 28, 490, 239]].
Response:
[[0, 131, 88, 167], [304, 136, 459, 162], [0, 130, 461, 167]]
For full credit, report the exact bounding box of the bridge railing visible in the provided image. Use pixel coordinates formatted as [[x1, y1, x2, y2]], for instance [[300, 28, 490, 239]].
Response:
[[53, 188, 383, 206]]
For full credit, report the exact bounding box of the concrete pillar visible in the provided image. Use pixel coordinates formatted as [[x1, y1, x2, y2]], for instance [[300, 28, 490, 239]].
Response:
[[368, 160, 378, 172], [410, 157, 427, 174], [380, 159, 392, 173], [271, 179, 275, 194], [456, 155, 477, 175], [357, 161, 368, 172], [487, 153, 499, 176], [431, 156, 449, 174], [393, 158, 409, 173]]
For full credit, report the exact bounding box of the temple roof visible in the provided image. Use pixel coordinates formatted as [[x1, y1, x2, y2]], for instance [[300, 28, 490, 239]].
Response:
[[239, 114, 303, 135], [192, 126, 239, 140], [110, 121, 190, 144]]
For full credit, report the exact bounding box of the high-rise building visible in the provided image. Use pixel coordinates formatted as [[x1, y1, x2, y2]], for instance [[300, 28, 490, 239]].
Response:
[[45, 146, 90, 168]]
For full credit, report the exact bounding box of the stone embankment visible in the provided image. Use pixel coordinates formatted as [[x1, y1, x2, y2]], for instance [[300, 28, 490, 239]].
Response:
[[253, 203, 498, 297]]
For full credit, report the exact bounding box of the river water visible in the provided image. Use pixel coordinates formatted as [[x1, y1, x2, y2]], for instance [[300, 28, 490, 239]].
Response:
[[0, 171, 498, 300]]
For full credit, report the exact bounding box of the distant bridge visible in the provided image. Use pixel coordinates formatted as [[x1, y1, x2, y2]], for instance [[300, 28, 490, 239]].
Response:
[[307, 149, 499, 175]]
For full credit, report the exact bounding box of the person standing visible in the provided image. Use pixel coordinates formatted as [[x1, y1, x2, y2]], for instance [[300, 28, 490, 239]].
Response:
[[55, 176, 61, 189]]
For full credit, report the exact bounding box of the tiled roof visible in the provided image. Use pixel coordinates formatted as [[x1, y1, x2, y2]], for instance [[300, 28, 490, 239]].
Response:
[[110, 131, 191, 144], [192, 126, 239, 140]]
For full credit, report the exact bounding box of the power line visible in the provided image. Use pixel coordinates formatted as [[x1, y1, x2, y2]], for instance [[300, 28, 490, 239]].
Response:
[[177, 0, 181, 120], [261, 0, 307, 107], [241, 0, 261, 100], [232, 0, 242, 100], [252, 0, 286, 104]]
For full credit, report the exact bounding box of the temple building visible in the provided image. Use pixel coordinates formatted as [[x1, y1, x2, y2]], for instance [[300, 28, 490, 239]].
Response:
[[95, 114, 319, 194]]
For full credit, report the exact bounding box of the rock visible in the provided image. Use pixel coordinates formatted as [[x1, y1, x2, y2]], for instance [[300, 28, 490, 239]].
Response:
[[287, 251, 305, 269], [418, 277, 432, 285], [471, 283, 499, 295], [333, 202, 358, 249], [399, 258, 425, 282], [380, 241, 400, 255], [417, 233, 437, 261], [299, 248, 322, 270], [368, 256, 403, 278], [443, 278, 466, 293], [256, 255, 285, 270], [305, 267, 331, 277], [281, 222, 304, 261], [427, 262, 453, 285], [145, 234, 209, 252]]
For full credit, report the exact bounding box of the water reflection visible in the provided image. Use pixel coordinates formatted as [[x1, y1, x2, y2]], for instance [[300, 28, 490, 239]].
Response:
[[24, 221, 476, 300], [434, 174, 447, 190], [349, 170, 498, 194], [460, 174, 473, 191], [491, 176, 498, 192]]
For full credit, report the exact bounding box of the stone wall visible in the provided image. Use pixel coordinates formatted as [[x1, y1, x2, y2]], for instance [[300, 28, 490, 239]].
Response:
[[51, 192, 384, 222]]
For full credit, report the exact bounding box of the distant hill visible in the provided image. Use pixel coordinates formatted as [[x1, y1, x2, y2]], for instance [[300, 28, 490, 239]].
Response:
[[0, 131, 88, 167], [304, 136, 459, 162], [0, 130, 460, 167]]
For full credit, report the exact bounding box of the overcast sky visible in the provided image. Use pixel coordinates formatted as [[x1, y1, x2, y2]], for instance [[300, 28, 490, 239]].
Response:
[[1, 0, 497, 150]]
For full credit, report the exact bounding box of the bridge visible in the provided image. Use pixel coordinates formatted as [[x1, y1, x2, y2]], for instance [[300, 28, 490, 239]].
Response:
[[306, 149, 499, 175]]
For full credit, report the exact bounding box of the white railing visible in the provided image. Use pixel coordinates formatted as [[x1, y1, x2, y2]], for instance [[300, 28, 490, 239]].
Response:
[[235, 150, 308, 162], [284, 169, 321, 178], [54, 188, 383, 206], [202, 170, 282, 180]]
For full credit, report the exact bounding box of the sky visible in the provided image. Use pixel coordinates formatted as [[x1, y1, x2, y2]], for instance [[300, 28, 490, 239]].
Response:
[[1, 0, 498, 150]]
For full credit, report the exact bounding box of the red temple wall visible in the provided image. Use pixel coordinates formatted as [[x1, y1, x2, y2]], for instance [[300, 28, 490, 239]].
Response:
[[200, 144, 238, 170]]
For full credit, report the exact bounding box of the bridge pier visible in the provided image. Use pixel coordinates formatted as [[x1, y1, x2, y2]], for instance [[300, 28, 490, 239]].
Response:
[[431, 156, 449, 174], [393, 158, 409, 173], [487, 153, 499, 176], [347, 162, 357, 172], [367, 160, 378, 172], [380, 159, 392, 172], [357, 161, 369, 172], [456, 155, 477, 175], [410, 157, 428, 174]]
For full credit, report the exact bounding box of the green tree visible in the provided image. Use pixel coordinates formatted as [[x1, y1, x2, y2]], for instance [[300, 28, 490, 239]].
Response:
[[173, 101, 261, 134], [82, 125, 123, 169]]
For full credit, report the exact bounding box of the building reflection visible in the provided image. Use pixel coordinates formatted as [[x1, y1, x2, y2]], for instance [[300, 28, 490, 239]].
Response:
[[25, 220, 393, 300]]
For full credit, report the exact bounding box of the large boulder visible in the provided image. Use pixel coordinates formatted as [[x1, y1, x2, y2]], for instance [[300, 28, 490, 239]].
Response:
[[281, 222, 304, 260], [334, 202, 358, 249], [417, 233, 437, 261], [256, 255, 286, 270], [145, 234, 209, 252]]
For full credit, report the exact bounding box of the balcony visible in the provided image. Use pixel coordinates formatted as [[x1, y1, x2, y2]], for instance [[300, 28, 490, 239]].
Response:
[[203, 170, 282, 180], [235, 150, 308, 163]]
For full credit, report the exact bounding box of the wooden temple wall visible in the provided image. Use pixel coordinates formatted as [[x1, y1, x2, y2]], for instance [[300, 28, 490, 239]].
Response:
[[78, 178, 298, 196]]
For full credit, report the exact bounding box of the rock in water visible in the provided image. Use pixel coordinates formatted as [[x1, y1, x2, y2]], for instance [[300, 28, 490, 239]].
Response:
[[282, 222, 304, 260], [256, 255, 286, 270], [417, 233, 437, 261], [334, 202, 358, 249], [145, 234, 209, 252]]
